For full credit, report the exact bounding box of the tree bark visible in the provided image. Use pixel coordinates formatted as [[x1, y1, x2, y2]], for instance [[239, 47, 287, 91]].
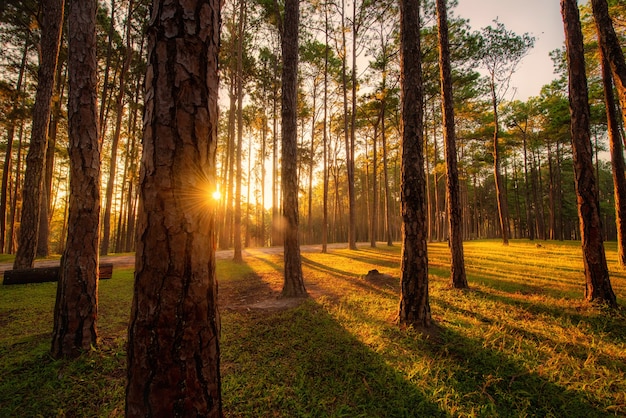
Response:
[[591, 0, 626, 127], [281, 0, 307, 298], [398, 0, 431, 328], [51, 0, 100, 358], [125, 0, 223, 415], [599, 50, 626, 266], [436, 0, 468, 289], [13, 0, 64, 269], [561, 0, 617, 307]]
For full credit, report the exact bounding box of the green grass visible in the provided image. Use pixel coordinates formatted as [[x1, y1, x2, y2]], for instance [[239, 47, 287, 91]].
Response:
[[1, 240, 625, 417]]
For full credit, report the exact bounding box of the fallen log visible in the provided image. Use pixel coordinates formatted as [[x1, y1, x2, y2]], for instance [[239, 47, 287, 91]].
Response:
[[2, 263, 114, 285]]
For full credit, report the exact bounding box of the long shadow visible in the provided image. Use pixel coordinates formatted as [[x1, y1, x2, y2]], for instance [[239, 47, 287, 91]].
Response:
[[300, 255, 399, 301], [220, 299, 446, 417], [468, 287, 626, 346], [423, 326, 609, 417], [217, 258, 282, 309], [339, 296, 612, 417]]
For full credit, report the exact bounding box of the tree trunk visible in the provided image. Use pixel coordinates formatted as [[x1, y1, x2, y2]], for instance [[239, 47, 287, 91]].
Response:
[[599, 50, 626, 266], [322, 6, 329, 253], [436, 0, 468, 289], [521, 126, 535, 240], [233, 0, 246, 263], [561, 0, 617, 307], [101, 0, 134, 256], [8, 123, 25, 254], [591, 0, 626, 129], [382, 97, 393, 246], [1, 36, 28, 253], [98, 0, 116, 138], [398, 0, 431, 328], [51, 0, 100, 358], [281, 0, 307, 298], [13, 0, 64, 269], [490, 81, 509, 246], [125, 0, 223, 415]]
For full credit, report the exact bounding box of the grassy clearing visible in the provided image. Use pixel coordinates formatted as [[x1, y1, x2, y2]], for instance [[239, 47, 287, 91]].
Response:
[[1, 239, 625, 417]]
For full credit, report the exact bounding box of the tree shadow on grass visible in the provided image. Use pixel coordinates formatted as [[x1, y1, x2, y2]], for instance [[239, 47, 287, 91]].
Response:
[[421, 325, 611, 417], [220, 300, 445, 417], [468, 287, 626, 347]]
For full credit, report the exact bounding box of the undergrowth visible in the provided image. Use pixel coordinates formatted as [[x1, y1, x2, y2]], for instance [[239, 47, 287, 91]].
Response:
[[0, 240, 624, 417]]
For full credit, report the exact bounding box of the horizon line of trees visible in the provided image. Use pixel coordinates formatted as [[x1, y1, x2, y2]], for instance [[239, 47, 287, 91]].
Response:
[[1, 1, 625, 262]]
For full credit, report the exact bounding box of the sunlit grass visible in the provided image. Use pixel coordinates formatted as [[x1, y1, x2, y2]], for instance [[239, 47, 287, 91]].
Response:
[[1, 239, 625, 416]]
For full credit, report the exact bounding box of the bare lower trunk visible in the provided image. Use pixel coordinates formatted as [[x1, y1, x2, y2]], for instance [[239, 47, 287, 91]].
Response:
[[398, 0, 431, 328], [562, 0, 617, 307], [51, 0, 100, 358], [125, 0, 223, 415]]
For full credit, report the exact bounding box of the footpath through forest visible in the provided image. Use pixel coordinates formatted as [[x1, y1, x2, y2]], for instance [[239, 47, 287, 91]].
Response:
[[0, 242, 354, 275]]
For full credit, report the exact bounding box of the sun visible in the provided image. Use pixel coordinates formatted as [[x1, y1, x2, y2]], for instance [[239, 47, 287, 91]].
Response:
[[211, 190, 221, 201]]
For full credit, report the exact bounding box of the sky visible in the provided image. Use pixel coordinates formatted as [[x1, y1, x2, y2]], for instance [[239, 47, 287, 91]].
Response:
[[452, 0, 567, 100]]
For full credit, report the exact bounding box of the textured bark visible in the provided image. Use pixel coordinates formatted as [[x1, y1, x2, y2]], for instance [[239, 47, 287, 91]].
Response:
[[561, 0, 617, 307], [13, 0, 64, 269], [125, 0, 222, 415], [398, 0, 431, 328], [591, 0, 626, 126], [281, 0, 307, 298], [436, 0, 467, 289], [592, 0, 626, 266], [51, 0, 100, 359], [599, 52, 626, 266]]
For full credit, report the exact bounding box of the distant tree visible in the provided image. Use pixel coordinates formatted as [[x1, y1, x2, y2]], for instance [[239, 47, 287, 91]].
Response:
[[100, 0, 135, 256], [436, 0, 467, 289], [125, 0, 223, 415], [561, 0, 617, 307], [477, 20, 534, 245], [51, 0, 99, 358], [13, 0, 65, 269], [280, 0, 307, 298], [398, 0, 431, 327], [0, 36, 29, 253]]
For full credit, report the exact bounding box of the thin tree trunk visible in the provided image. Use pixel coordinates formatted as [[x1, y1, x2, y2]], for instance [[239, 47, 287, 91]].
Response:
[[233, 0, 246, 262], [281, 0, 307, 298], [51, 0, 99, 358], [398, 0, 431, 328], [561, 0, 617, 307], [322, 5, 329, 253], [101, 0, 134, 256], [491, 81, 509, 246], [8, 122, 25, 254], [599, 49, 626, 266], [1, 36, 28, 253], [98, 0, 116, 138], [436, 0, 467, 289], [13, 0, 64, 269], [126, 0, 223, 414]]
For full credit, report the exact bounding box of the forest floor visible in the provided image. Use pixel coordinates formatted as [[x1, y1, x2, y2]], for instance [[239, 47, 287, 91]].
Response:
[[1, 239, 625, 417]]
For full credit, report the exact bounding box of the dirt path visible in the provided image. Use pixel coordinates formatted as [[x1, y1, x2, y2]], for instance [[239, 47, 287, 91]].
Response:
[[0, 242, 353, 274]]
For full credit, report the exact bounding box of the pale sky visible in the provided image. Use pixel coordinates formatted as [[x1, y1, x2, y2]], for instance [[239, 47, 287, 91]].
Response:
[[453, 0, 567, 100]]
